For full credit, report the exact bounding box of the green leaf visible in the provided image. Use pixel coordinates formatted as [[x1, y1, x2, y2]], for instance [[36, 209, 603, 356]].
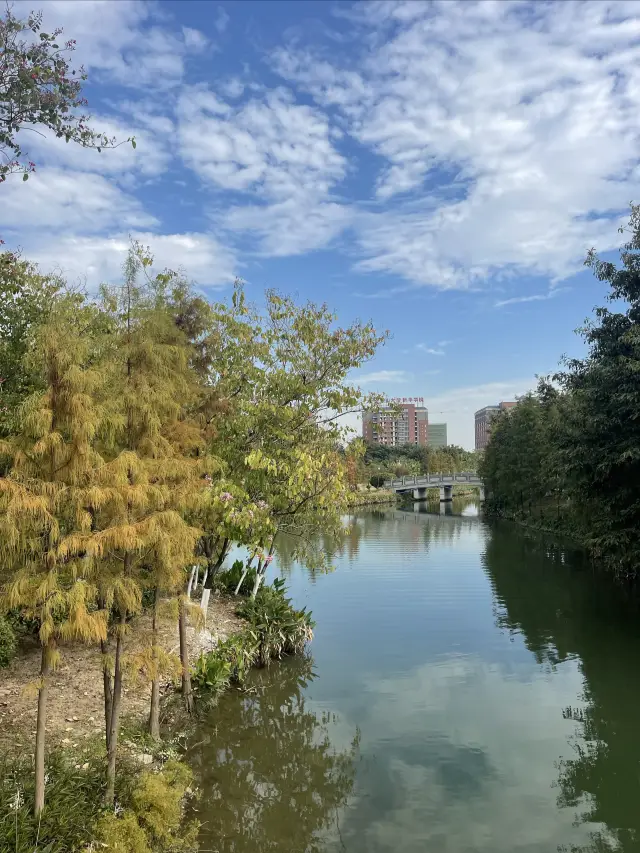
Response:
[[22, 172, 29, 181]]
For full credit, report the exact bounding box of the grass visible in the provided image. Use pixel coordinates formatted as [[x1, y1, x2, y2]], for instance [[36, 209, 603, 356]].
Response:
[[0, 725, 198, 852]]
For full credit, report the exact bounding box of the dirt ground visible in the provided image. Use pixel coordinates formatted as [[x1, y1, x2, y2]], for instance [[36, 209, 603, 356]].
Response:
[[0, 591, 246, 751]]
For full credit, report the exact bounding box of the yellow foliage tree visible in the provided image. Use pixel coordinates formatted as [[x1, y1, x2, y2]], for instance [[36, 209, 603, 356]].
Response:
[[82, 246, 208, 802], [0, 302, 108, 816]]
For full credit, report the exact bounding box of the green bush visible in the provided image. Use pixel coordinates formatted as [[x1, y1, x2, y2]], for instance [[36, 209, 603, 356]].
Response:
[[216, 633, 259, 685], [238, 579, 314, 666], [216, 559, 256, 596], [190, 580, 313, 702], [191, 652, 231, 695], [191, 633, 259, 699], [369, 474, 386, 488], [5, 608, 39, 636], [0, 616, 17, 669]]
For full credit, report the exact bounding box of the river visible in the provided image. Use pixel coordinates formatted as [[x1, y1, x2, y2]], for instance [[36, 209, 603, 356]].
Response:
[[188, 500, 640, 853]]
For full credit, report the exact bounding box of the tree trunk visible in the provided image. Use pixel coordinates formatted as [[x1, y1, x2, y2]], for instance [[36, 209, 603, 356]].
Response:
[[178, 597, 193, 713], [149, 588, 160, 740], [34, 641, 52, 817], [105, 619, 125, 806], [214, 539, 229, 575], [235, 551, 257, 596], [101, 637, 113, 753], [250, 537, 276, 600], [203, 538, 230, 588], [250, 558, 264, 600]]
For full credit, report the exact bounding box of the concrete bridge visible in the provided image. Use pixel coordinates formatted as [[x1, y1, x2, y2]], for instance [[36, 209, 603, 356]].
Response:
[[384, 472, 484, 502]]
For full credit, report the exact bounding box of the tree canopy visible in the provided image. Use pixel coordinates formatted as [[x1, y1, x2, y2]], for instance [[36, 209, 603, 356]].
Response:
[[0, 240, 386, 822], [0, 6, 133, 185], [481, 205, 640, 580]]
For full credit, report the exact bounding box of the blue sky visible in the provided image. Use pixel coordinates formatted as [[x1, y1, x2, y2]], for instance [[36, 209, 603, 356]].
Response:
[[2, 0, 637, 448]]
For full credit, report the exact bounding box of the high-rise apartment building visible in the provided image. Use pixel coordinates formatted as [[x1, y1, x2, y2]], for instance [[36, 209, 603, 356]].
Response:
[[427, 422, 447, 448], [474, 402, 516, 450], [363, 397, 428, 446]]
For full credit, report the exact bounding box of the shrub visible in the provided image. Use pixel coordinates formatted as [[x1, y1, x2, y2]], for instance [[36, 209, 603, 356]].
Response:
[[190, 633, 259, 699], [216, 559, 256, 596], [216, 633, 259, 685], [369, 474, 386, 488], [94, 810, 150, 853], [130, 760, 198, 851], [237, 579, 314, 666], [0, 616, 17, 668], [93, 761, 198, 853], [191, 652, 231, 695]]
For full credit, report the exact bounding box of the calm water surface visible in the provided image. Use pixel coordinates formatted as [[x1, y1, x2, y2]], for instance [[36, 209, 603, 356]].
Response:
[[189, 501, 640, 853]]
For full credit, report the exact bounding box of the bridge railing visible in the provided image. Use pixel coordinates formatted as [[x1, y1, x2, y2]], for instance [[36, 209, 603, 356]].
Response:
[[384, 472, 481, 489]]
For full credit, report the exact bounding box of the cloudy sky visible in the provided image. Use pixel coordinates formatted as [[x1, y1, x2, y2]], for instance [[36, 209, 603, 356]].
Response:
[[3, 0, 638, 447]]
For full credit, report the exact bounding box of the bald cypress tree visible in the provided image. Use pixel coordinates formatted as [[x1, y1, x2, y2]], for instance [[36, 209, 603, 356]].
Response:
[[84, 246, 206, 801], [0, 300, 108, 816]]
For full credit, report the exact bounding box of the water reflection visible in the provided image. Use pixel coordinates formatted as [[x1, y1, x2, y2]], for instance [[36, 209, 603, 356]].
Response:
[[189, 656, 359, 852], [484, 524, 640, 853], [192, 508, 640, 853]]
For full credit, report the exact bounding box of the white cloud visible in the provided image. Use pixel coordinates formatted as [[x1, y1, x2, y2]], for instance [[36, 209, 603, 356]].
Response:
[[352, 370, 410, 385], [0, 169, 157, 232], [416, 344, 445, 356], [177, 85, 349, 254], [225, 199, 351, 256], [214, 6, 230, 34], [183, 26, 209, 51], [23, 116, 171, 179], [178, 86, 345, 198], [13, 0, 209, 89], [273, 0, 640, 289], [426, 378, 538, 449], [494, 288, 568, 308], [22, 232, 237, 290], [219, 77, 246, 99]]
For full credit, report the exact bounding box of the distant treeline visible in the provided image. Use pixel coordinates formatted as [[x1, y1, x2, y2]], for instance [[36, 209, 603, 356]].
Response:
[[363, 441, 481, 482], [480, 206, 640, 581]]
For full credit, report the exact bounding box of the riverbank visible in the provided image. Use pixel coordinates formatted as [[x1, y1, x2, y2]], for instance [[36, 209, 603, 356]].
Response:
[[482, 505, 586, 549], [0, 577, 314, 852], [0, 592, 245, 751], [347, 488, 398, 507]]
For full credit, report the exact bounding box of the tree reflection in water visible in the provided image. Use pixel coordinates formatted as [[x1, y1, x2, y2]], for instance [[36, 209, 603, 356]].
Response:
[[483, 524, 640, 853], [275, 501, 481, 580], [188, 655, 359, 853]]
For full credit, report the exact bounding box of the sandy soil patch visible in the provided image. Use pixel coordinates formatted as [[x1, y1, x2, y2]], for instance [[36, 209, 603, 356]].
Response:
[[0, 591, 245, 752]]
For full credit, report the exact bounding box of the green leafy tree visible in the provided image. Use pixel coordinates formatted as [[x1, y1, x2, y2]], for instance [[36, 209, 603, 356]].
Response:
[[480, 206, 640, 578], [0, 252, 64, 437], [0, 6, 134, 184], [209, 290, 387, 588], [554, 205, 640, 578]]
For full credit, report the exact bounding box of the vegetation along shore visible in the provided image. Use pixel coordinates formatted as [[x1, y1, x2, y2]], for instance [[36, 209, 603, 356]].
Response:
[[0, 227, 387, 850], [480, 207, 640, 583]]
